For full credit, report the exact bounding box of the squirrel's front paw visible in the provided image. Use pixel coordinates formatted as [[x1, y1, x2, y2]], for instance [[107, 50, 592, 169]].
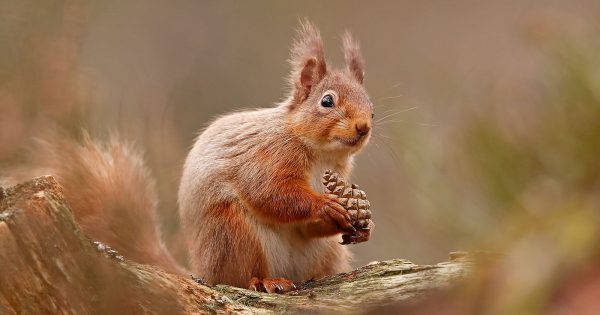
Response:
[[341, 220, 374, 245], [322, 170, 374, 244], [315, 194, 357, 234]]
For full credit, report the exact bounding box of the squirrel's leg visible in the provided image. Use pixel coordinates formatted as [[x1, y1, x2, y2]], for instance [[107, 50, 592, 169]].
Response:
[[187, 202, 269, 288]]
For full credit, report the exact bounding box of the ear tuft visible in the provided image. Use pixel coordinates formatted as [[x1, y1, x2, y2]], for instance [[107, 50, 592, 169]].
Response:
[[289, 19, 327, 103], [342, 31, 365, 84]]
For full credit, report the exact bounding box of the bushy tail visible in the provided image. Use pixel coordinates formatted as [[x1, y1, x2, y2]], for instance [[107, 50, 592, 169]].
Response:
[[31, 131, 186, 274]]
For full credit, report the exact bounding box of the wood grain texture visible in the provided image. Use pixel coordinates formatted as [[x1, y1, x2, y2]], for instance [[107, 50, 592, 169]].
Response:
[[0, 176, 473, 314]]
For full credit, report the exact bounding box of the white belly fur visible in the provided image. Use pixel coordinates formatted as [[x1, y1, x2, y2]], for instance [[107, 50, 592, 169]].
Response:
[[252, 157, 351, 281], [252, 219, 345, 281]]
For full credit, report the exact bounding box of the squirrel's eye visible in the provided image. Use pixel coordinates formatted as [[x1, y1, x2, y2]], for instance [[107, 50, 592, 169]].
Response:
[[321, 94, 335, 108], [371, 113, 374, 119]]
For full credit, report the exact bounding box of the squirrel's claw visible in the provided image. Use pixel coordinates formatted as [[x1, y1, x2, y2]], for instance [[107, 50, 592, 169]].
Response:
[[248, 277, 297, 294], [341, 228, 371, 245]]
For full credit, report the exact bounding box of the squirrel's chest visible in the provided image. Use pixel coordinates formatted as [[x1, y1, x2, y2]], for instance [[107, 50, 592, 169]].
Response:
[[309, 160, 332, 193], [309, 157, 350, 193]]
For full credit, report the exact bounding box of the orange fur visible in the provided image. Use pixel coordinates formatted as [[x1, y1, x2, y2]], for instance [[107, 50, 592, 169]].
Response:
[[16, 21, 373, 291], [31, 132, 185, 274], [189, 202, 268, 287], [342, 31, 365, 84], [289, 19, 328, 104], [179, 20, 372, 289]]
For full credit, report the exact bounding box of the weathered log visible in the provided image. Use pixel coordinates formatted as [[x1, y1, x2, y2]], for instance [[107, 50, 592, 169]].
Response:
[[0, 176, 473, 314]]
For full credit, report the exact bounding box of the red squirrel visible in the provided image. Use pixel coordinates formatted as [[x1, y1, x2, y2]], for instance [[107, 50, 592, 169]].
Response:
[[28, 21, 374, 293]]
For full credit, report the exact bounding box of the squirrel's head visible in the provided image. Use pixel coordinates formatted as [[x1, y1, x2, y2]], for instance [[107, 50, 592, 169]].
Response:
[[284, 21, 373, 155]]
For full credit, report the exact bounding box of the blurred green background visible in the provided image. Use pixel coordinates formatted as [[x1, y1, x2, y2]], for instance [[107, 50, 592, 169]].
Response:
[[2, 1, 600, 313]]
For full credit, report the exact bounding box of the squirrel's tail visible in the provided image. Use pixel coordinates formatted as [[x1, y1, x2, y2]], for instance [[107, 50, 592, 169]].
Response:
[[31, 131, 186, 274]]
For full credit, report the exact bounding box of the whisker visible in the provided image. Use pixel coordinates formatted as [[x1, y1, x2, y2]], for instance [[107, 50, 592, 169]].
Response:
[[368, 136, 401, 166], [376, 95, 404, 101], [416, 122, 440, 127], [372, 133, 393, 140], [375, 107, 418, 123], [375, 108, 409, 115], [374, 119, 407, 126]]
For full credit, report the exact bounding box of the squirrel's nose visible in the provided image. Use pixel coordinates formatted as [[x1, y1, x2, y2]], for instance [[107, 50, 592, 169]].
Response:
[[355, 121, 371, 136]]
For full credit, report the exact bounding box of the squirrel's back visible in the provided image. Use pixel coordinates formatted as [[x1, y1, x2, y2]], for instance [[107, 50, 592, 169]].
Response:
[[178, 106, 288, 223]]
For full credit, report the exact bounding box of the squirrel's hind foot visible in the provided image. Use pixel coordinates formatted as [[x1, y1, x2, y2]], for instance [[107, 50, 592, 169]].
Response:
[[248, 277, 297, 294]]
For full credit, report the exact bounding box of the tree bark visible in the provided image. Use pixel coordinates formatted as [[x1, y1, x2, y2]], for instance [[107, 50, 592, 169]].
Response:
[[0, 176, 472, 314]]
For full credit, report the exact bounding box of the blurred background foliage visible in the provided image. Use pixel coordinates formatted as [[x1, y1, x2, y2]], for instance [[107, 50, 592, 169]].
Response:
[[2, 1, 600, 313]]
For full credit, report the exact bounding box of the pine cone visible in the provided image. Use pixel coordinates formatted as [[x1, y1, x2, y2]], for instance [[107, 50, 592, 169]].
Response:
[[322, 170, 372, 231]]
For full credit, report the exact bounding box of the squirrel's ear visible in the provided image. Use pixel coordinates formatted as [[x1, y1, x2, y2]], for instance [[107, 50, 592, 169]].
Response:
[[342, 31, 365, 84], [289, 20, 327, 103]]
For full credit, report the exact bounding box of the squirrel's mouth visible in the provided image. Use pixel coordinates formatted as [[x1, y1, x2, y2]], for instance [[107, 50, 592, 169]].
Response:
[[334, 135, 366, 147]]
